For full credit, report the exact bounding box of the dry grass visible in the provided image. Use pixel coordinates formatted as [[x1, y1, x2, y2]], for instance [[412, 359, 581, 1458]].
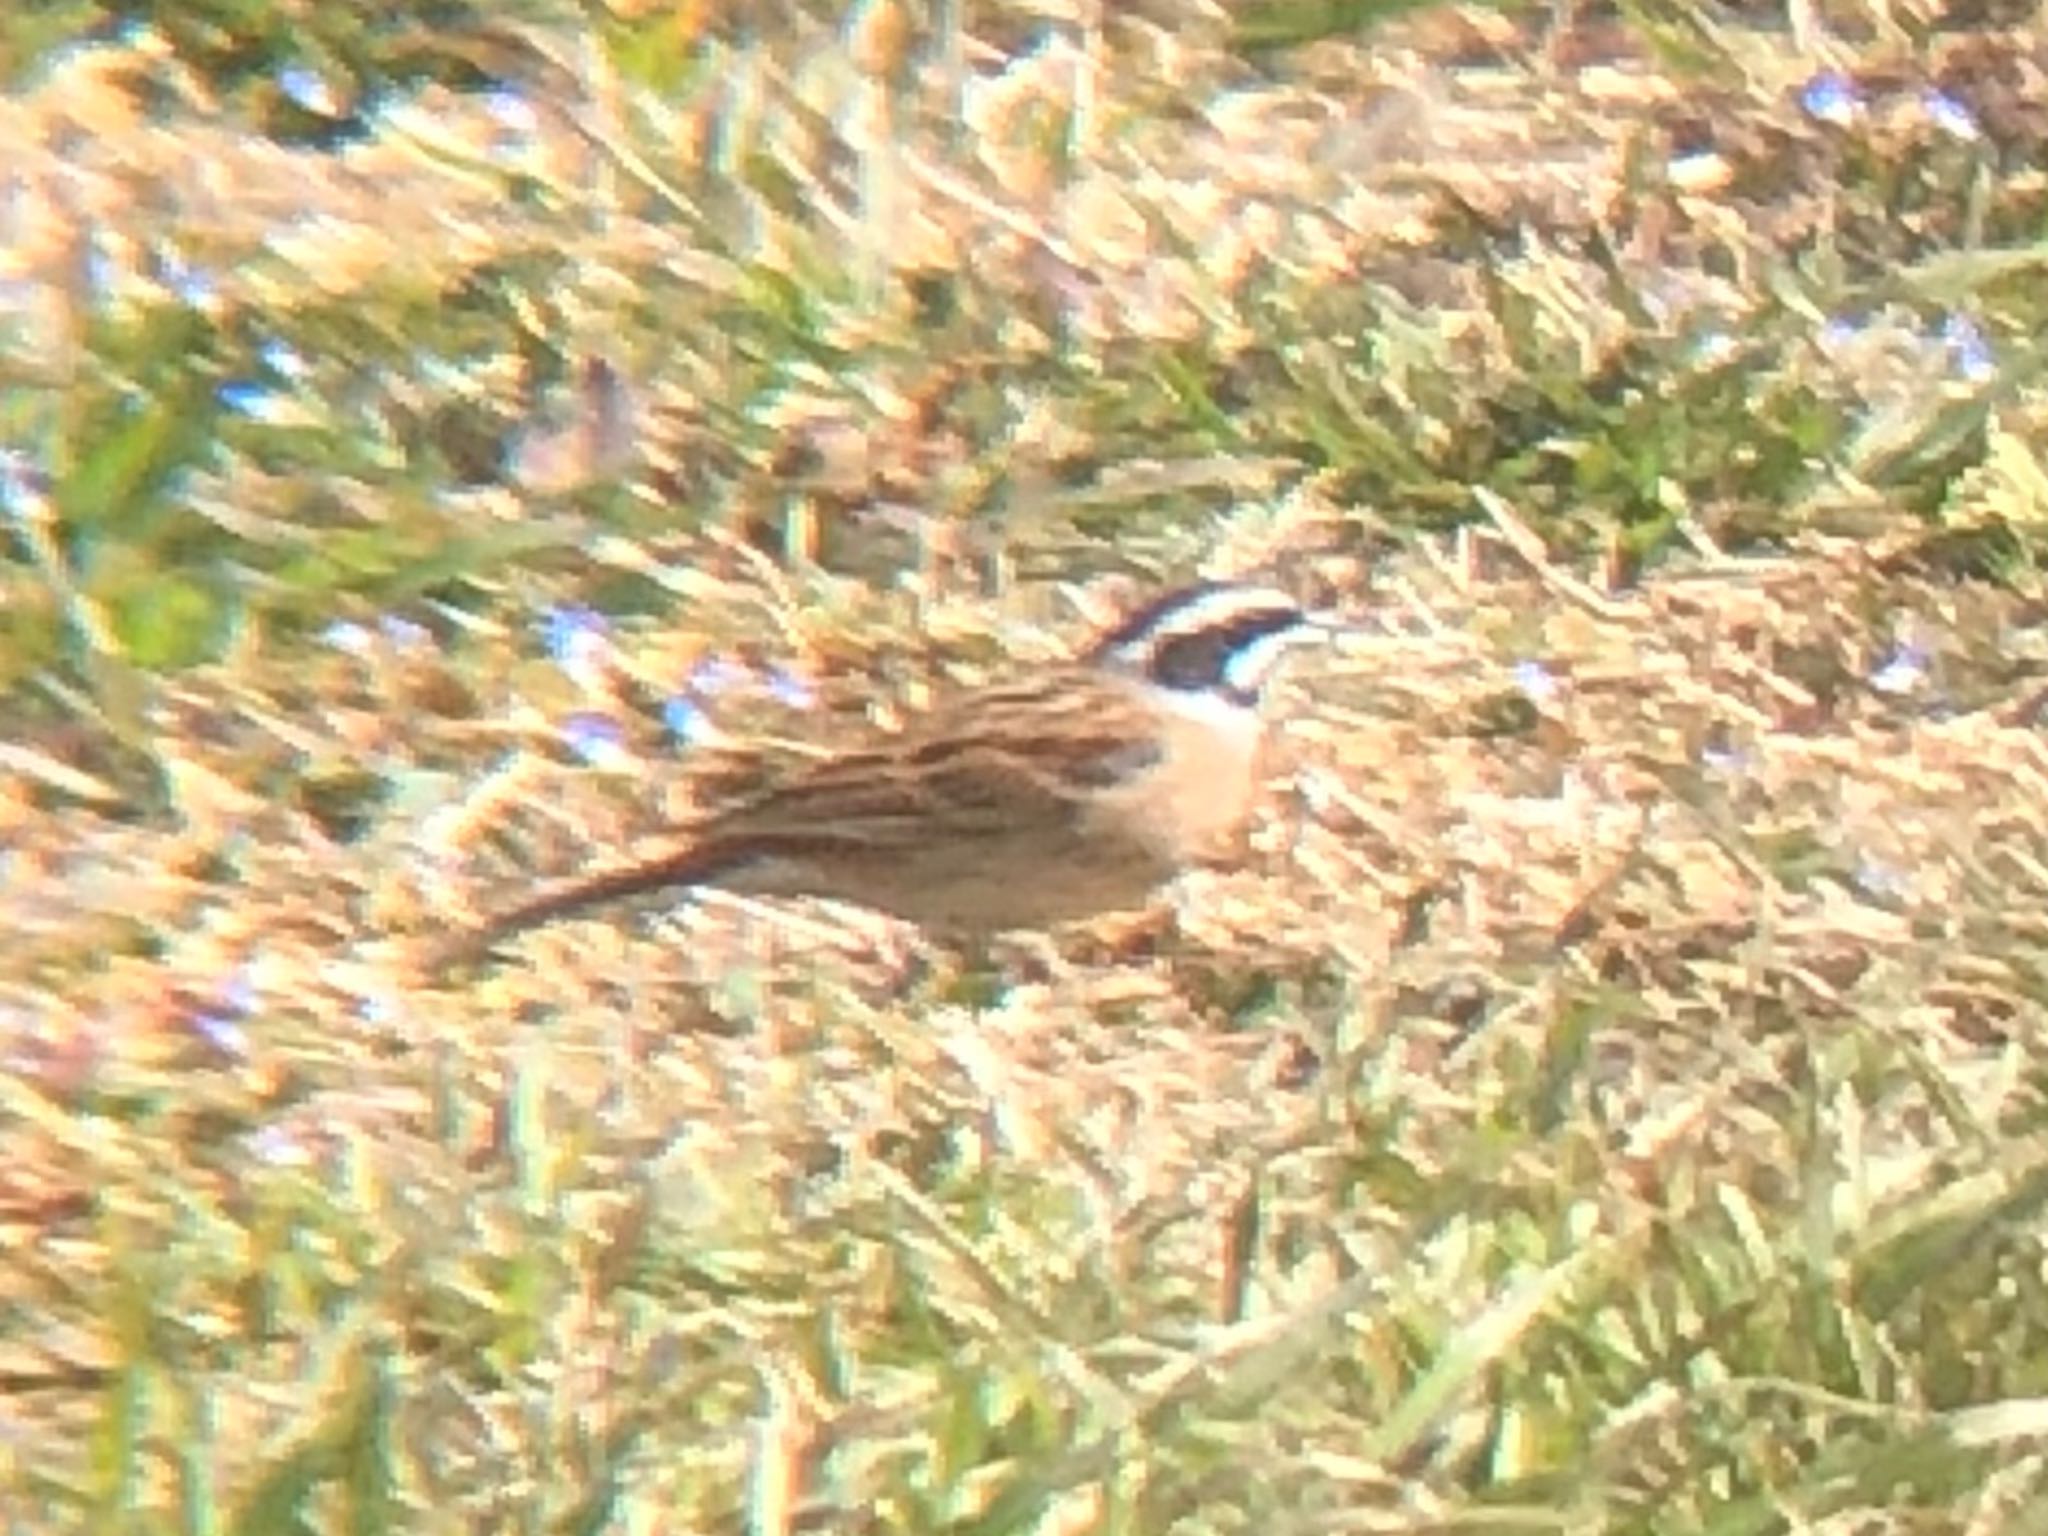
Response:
[[7, 2, 2048, 1532]]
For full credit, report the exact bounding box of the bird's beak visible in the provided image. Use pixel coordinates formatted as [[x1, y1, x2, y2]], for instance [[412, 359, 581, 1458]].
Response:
[[1302, 611, 1368, 646]]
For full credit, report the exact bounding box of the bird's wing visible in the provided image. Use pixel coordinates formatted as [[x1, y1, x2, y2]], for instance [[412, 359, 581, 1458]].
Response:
[[705, 675, 1162, 847], [438, 675, 1164, 964]]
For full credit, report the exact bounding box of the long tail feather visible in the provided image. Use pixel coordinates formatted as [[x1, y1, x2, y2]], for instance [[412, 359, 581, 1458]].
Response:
[[434, 842, 733, 970]]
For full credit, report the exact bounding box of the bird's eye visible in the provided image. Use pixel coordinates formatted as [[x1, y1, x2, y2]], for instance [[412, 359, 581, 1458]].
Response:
[[1143, 606, 1308, 698], [1148, 631, 1235, 692]]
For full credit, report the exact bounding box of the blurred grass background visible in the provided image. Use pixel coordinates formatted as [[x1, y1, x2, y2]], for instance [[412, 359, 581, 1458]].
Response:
[[8, 0, 2048, 1531]]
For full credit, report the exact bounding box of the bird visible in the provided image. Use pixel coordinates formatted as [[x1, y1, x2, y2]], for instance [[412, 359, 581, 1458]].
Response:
[[443, 580, 1328, 963]]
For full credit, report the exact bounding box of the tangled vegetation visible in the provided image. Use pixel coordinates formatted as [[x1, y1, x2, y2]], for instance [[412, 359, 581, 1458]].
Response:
[[7, 2, 2048, 1532]]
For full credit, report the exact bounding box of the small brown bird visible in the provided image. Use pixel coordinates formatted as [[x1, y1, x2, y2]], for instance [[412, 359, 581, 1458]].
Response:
[[450, 581, 1326, 960]]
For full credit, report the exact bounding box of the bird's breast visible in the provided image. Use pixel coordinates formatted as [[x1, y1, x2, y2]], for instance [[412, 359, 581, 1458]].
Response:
[[1088, 685, 1265, 866]]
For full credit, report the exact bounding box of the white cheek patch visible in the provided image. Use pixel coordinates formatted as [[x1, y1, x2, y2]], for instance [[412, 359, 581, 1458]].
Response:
[[1222, 623, 1318, 698], [1152, 683, 1264, 752]]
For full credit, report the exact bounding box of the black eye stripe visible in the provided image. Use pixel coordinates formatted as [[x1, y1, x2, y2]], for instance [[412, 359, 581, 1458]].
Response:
[[1146, 608, 1305, 692], [1081, 582, 1310, 699]]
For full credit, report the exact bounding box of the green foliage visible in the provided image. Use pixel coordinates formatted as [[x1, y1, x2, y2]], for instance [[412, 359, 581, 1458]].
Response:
[[0, 0, 97, 83], [1232, 0, 1523, 52], [9, 0, 2048, 1533], [0, 0, 550, 139]]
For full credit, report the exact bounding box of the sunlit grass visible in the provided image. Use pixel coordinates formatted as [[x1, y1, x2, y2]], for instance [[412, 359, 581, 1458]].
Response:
[[6, 2, 2048, 1532]]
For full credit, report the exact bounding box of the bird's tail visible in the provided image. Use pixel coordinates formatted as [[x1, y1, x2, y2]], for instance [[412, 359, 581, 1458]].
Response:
[[433, 841, 734, 972]]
